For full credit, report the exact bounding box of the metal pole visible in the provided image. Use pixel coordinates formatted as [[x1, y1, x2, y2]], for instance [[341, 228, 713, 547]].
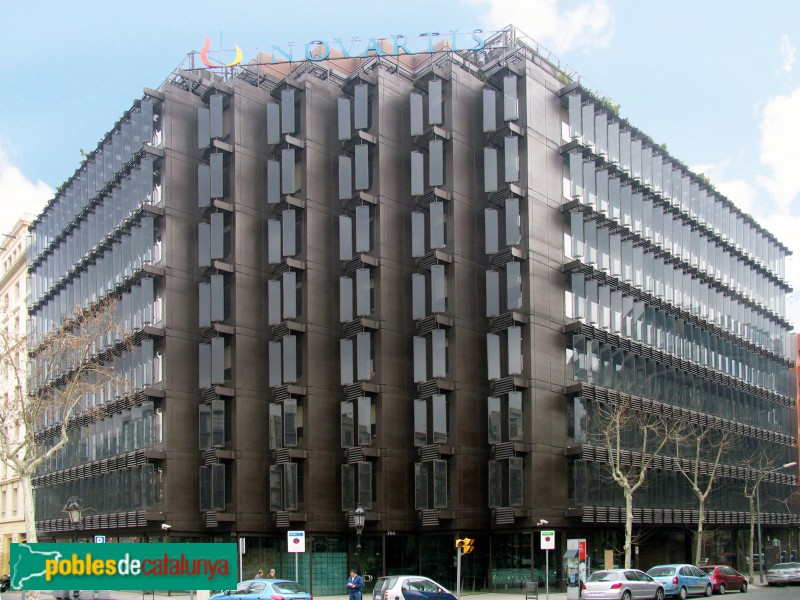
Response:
[[545, 549, 549, 600], [756, 483, 764, 584], [456, 548, 462, 600], [238, 537, 244, 583]]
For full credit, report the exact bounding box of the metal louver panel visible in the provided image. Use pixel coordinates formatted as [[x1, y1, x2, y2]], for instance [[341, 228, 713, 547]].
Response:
[[346, 447, 365, 463], [420, 509, 440, 527], [274, 512, 290, 528], [495, 507, 515, 525], [493, 442, 516, 460], [418, 445, 441, 462]]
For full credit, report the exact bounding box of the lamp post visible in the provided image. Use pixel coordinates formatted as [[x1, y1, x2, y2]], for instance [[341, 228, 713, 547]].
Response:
[[63, 497, 84, 542], [354, 503, 366, 554], [756, 462, 797, 584]]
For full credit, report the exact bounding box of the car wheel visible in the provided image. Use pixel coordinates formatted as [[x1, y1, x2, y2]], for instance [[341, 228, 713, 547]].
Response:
[[678, 587, 688, 600], [704, 584, 712, 597], [739, 582, 747, 593], [654, 587, 665, 600], [621, 591, 632, 600], [719, 584, 725, 595]]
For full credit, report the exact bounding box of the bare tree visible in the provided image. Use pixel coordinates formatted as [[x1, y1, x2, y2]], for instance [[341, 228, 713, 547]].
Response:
[[590, 397, 684, 568], [740, 446, 777, 582], [0, 300, 125, 544], [674, 424, 734, 565]]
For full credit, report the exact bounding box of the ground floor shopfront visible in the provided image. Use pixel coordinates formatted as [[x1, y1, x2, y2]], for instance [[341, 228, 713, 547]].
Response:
[[38, 526, 799, 595]]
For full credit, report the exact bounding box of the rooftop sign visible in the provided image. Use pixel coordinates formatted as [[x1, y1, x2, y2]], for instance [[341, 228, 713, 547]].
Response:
[[199, 29, 487, 68]]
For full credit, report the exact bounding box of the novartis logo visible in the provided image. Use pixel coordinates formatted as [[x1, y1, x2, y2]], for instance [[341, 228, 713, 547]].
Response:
[[197, 29, 488, 68], [200, 36, 243, 68]]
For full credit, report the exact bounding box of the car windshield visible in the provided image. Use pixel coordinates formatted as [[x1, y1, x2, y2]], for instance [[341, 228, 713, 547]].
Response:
[[648, 567, 675, 577], [770, 564, 795, 570], [587, 572, 619, 582], [273, 582, 306, 593]]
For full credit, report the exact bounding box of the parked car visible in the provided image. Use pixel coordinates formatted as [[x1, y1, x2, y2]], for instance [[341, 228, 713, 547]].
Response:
[[765, 562, 800, 586], [581, 569, 665, 600], [646, 564, 712, 599], [210, 579, 312, 600], [372, 576, 456, 600], [697, 566, 748, 594]]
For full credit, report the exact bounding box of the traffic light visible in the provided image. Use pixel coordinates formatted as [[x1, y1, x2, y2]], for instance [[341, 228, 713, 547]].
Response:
[[455, 538, 475, 554], [462, 538, 474, 554]]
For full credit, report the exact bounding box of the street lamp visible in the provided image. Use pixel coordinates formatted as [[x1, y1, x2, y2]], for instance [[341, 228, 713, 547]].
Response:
[[353, 503, 366, 554], [756, 461, 797, 583], [62, 497, 85, 542]]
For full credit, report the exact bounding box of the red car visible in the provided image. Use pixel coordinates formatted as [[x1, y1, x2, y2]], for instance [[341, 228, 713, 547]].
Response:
[[697, 566, 747, 594]]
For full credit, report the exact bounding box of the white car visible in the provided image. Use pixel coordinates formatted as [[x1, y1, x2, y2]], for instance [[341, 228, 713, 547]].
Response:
[[765, 562, 800, 586], [372, 576, 456, 600]]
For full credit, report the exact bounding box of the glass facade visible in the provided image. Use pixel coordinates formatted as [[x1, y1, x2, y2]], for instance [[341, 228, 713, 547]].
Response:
[[29, 95, 166, 527], [563, 90, 795, 523]]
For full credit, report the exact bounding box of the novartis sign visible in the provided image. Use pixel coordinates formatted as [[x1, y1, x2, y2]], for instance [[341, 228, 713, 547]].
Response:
[[200, 29, 488, 68]]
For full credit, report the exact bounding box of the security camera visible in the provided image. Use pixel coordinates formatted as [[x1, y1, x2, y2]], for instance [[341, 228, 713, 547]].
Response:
[[161, 523, 172, 530]]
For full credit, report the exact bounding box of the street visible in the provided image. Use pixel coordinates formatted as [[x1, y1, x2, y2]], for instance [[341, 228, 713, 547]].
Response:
[[0, 585, 798, 600]]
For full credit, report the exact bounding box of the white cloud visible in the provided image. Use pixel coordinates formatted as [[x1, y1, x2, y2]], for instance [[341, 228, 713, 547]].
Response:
[[779, 35, 795, 74], [0, 147, 51, 237], [756, 88, 800, 211], [470, 0, 613, 55]]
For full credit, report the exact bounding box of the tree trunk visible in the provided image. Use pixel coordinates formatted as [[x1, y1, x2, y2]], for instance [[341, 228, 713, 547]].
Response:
[[20, 470, 38, 544], [20, 471, 41, 600], [694, 497, 705, 565], [624, 488, 634, 568], [748, 497, 756, 582]]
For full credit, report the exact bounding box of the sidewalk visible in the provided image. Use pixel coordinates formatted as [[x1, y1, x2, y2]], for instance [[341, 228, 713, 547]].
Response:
[[0, 586, 773, 600]]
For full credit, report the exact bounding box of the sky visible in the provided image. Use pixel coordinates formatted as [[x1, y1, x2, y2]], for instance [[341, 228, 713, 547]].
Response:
[[2, 0, 800, 328]]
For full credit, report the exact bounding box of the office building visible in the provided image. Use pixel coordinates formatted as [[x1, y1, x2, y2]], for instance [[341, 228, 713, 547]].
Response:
[[28, 25, 797, 592]]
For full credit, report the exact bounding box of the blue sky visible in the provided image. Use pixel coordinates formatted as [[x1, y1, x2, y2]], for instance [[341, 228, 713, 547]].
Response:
[[2, 0, 800, 327]]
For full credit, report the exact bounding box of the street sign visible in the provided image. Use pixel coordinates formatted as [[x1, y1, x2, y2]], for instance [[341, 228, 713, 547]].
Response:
[[288, 530, 306, 553], [541, 530, 555, 550], [94, 535, 106, 543]]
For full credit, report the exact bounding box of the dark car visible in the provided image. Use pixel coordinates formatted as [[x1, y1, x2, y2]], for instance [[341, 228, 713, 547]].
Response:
[[697, 566, 747, 594], [373, 576, 456, 600], [210, 579, 312, 600]]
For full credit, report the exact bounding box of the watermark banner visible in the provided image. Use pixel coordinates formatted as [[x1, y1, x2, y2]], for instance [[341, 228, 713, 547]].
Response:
[[10, 543, 238, 590]]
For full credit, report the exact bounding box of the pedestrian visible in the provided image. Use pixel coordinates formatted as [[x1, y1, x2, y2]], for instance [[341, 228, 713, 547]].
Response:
[[255, 569, 264, 579], [347, 569, 364, 600], [269, 569, 276, 579]]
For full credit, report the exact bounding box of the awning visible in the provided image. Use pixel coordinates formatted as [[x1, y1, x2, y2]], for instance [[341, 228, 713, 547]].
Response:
[[563, 549, 580, 559]]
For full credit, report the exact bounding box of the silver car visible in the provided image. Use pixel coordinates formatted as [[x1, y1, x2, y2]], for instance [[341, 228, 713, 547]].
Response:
[[583, 569, 666, 600], [765, 562, 800, 585]]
